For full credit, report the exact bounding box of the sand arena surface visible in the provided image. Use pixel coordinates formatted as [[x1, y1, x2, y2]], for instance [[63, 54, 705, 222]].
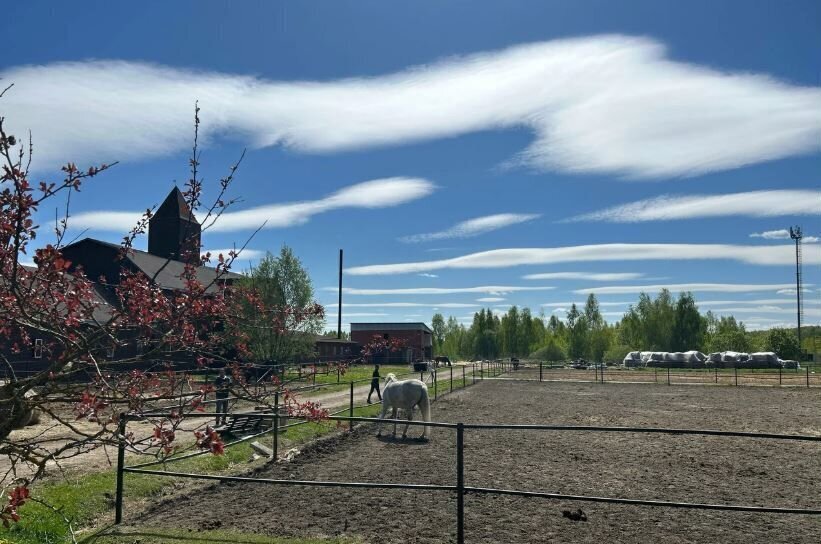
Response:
[[141, 380, 821, 543]]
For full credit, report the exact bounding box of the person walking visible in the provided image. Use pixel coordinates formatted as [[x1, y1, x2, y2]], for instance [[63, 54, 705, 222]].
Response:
[[367, 364, 382, 404], [214, 367, 232, 426]]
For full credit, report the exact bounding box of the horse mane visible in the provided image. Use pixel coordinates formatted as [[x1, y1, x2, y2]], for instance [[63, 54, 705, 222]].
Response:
[[385, 373, 397, 384]]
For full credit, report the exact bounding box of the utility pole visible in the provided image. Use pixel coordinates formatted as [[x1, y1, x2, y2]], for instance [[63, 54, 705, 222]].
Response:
[[337, 249, 343, 339], [790, 227, 803, 360]]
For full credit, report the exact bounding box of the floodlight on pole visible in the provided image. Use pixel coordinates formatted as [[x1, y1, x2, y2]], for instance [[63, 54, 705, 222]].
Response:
[[789, 226, 803, 360]]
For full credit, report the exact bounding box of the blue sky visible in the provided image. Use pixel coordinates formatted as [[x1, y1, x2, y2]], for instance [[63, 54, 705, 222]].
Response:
[[3, 0, 820, 331]]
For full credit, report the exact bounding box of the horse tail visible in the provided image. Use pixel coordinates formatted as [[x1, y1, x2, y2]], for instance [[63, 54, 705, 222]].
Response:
[[418, 386, 431, 439]]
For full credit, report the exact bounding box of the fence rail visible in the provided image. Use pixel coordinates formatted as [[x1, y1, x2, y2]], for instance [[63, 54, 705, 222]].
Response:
[[114, 362, 821, 543]]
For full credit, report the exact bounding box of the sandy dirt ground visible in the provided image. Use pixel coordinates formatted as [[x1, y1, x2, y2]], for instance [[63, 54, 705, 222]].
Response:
[[1, 367, 461, 480], [138, 380, 821, 543]]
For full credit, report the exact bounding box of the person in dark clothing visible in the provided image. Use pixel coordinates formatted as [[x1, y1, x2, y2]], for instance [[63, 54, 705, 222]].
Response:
[[367, 364, 382, 404], [214, 368, 232, 426]]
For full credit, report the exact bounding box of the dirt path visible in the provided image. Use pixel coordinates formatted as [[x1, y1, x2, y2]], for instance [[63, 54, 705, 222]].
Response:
[[2, 366, 469, 481], [139, 381, 821, 543]]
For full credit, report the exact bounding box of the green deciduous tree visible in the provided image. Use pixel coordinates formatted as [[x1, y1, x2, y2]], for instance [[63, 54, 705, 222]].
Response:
[[235, 246, 323, 363], [766, 328, 800, 360]]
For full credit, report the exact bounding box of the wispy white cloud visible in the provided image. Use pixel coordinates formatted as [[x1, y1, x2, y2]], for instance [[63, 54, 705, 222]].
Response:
[[477, 297, 506, 303], [541, 301, 631, 307], [565, 190, 821, 223], [400, 213, 539, 243], [70, 177, 434, 232], [418, 273, 439, 278], [574, 283, 802, 295], [346, 243, 821, 276], [326, 285, 555, 296], [750, 229, 819, 243], [324, 312, 390, 318], [4, 35, 820, 177], [326, 302, 479, 308], [697, 299, 805, 306], [523, 271, 644, 281], [202, 248, 265, 260], [775, 288, 814, 295]]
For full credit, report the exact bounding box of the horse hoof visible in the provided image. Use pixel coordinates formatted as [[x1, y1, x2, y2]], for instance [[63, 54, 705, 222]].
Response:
[[401, 434, 407, 440], [376, 433, 382, 438]]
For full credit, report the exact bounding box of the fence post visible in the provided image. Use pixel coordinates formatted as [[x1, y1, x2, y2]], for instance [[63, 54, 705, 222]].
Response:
[[715, 367, 718, 384], [456, 422, 465, 544], [273, 391, 279, 460], [462, 366, 466, 388], [735, 366, 738, 387], [480, 361, 483, 380], [654, 367, 658, 383], [450, 366, 454, 393], [667, 365, 670, 386], [779, 366, 782, 385], [601, 364, 605, 383], [434, 370, 438, 399], [421, 370, 424, 382], [114, 413, 126, 524], [337, 368, 340, 383], [349, 382, 354, 432], [539, 362, 543, 382], [807, 366, 810, 388]]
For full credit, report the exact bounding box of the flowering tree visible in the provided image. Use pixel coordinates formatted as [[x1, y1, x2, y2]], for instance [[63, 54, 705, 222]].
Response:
[[0, 90, 326, 527]]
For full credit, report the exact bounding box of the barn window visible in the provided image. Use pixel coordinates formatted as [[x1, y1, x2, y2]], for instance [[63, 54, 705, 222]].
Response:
[[34, 339, 44, 359]]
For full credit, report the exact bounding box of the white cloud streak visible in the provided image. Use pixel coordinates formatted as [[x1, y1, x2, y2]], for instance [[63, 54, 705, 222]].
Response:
[[750, 229, 819, 243], [565, 190, 821, 223], [70, 177, 434, 232], [3, 35, 820, 177], [541, 301, 632, 307], [417, 273, 439, 278], [202, 248, 265, 260], [326, 302, 479, 308], [400, 213, 539, 243], [522, 271, 644, 281], [326, 285, 555, 296], [346, 243, 821, 276], [573, 283, 801, 295], [477, 297, 506, 303]]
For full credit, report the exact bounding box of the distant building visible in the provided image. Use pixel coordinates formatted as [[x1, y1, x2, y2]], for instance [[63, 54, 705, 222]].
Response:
[[350, 322, 433, 363], [3, 188, 242, 377], [313, 335, 360, 361]]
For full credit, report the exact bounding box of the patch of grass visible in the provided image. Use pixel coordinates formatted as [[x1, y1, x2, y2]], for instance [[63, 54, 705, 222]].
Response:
[[80, 526, 358, 543]]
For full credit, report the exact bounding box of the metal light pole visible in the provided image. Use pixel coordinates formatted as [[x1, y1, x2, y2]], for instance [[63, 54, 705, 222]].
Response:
[[337, 249, 343, 339], [790, 227, 803, 359]]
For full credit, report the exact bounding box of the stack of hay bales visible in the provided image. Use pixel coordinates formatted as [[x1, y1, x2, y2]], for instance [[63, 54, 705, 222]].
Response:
[[643, 351, 706, 368], [705, 351, 783, 369], [622, 351, 643, 367]]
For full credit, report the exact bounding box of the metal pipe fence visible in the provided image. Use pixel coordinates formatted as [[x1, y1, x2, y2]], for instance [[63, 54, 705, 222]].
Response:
[[114, 362, 821, 543], [500, 362, 821, 389]]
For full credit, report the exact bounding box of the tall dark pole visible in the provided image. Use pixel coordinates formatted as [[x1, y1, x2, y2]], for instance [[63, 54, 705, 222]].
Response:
[[790, 227, 802, 359], [337, 249, 343, 339]]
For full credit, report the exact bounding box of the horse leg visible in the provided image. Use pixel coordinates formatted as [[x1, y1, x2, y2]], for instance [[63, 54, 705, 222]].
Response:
[[402, 406, 413, 439], [391, 407, 398, 438], [376, 402, 389, 437]]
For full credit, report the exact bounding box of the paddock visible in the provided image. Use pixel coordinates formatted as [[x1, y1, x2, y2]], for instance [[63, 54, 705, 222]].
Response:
[[138, 380, 821, 543]]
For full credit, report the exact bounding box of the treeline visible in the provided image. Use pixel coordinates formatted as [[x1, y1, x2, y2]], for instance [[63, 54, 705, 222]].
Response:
[[431, 290, 811, 363]]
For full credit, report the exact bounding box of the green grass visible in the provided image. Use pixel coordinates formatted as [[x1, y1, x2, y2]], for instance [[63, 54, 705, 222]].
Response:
[[80, 526, 358, 543]]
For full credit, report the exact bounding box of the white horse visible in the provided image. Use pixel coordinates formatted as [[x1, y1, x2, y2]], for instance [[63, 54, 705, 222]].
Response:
[[376, 373, 431, 440]]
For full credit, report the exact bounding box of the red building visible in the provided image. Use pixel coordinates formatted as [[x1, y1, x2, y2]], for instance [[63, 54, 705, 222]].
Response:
[[350, 322, 433, 363]]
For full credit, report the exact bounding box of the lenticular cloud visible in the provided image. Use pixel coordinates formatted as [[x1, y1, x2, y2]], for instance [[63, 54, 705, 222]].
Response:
[[2, 34, 820, 177]]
